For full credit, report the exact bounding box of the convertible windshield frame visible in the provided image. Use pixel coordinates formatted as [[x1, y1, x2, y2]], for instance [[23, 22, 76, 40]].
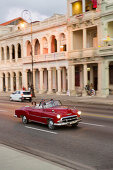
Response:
[[35, 100, 62, 109], [45, 100, 62, 108]]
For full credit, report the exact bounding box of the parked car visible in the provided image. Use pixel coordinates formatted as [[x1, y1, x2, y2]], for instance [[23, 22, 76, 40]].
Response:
[[10, 90, 32, 102], [14, 99, 82, 129]]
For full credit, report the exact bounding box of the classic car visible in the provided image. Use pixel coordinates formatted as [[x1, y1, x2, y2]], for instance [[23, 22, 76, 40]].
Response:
[[14, 99, 82, 130]]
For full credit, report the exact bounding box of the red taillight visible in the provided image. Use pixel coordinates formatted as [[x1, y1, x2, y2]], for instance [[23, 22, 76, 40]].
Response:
[[31, 94, 32, 97]]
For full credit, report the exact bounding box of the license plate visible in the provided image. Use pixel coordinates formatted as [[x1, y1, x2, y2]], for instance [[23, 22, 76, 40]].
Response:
[[26, 98, 30, 99]]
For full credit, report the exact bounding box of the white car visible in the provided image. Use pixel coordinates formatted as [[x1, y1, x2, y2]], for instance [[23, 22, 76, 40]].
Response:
[[10, 90, 32, 102]]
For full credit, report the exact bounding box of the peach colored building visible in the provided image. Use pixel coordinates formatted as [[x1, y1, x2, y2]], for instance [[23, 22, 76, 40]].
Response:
[[0, 0, 113, 97]]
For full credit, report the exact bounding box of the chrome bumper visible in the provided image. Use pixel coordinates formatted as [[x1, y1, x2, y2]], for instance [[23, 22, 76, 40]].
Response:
[[54, 118, 81, 126]]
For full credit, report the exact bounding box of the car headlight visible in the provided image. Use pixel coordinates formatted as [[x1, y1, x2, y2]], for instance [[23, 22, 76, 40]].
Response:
[[57, 114, 61, 119], [77, 111, 81, 115]]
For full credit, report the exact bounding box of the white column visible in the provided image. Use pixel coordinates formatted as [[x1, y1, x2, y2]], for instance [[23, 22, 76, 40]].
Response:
[[84, 64, 87, 87], [16, 72, 19, 90], [97, 62, 102, 96], [52, 68, 57, 91], [10, 46, 12, 63], [23, 70, 28, 90], [82, 64, 87, 96], [67, 0, 70, 17], [57, 68, 62, 94], [15, 45, 18, 62], [83, 28, 87, 49], [39, 68, 44, 94], [62, 68, 67, 93], [82, 0, 86, 13], [4, 47, 7, 64], [101, 61, 109, 96], [57, 37, 60, 53], [72, 65, 75, 91], [47, 68, 53, 94], [10, 72, 14, 92], [5, 73, 8, 92], [48, 37, 51, 54], [67, 65, 76, 95]]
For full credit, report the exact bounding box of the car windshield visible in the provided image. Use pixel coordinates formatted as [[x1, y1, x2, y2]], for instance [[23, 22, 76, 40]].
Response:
[[36, 100, 62, 109], [45, 100, 62, 108], [23, 92, 31, 95]]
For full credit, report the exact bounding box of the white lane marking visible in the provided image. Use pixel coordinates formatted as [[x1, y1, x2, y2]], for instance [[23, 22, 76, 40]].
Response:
[[80, 122, 105, 127], [25, 126, 58, 135]]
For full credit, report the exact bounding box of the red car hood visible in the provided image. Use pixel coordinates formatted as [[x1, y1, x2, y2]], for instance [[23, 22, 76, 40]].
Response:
[[52, 105, 78, 117]]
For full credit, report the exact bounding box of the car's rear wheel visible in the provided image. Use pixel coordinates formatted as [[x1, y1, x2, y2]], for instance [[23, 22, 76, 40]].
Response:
[[22, 115, 28, 124], [48, 119, 55, 130], [10, 97, 12, 101], [21, 99, 23, 102], [29, 98, 32, 102]]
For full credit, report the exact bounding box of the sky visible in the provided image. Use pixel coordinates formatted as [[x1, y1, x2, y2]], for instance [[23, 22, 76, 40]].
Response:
[[0, 0, 67, 24]]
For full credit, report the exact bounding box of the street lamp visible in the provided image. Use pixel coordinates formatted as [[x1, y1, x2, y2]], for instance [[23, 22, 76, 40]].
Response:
[[21, 10, 35, 97]]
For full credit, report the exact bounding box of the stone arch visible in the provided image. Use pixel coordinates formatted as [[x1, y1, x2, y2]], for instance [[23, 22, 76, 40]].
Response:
[[34, 39, 40, 55], [2, 73, 5, 91], [19, 72, 22, 89], [12, 45, 15, 60], [18, 43, 21, 58], [59, 33, 67, 52], [51, 35, 57, 53], [13, 72, 16, 91], [1, 47, 4, 60], [8, 72, 11, 91], [26, 40, 32, 56], [6, 46, 10, 60], [42, 37, 48, 54]]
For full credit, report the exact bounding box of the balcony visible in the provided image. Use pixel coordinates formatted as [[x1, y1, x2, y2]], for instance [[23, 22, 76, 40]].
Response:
[[68, 48, 98, 59], [97, 46, 113, 57], [23, 52, 68, 64], [68, 10, 100, 25]]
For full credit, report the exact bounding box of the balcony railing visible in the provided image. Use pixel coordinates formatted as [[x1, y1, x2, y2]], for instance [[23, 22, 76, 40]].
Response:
[[69, 10, 100, 25], [23, 52, 68, 64], [68, 48, 98, 59], [97, 46, 113, 56]]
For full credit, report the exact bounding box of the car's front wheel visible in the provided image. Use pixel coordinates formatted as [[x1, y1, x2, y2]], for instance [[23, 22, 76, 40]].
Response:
[[72, 122, 78, 127], [22, 115, 28, 124], [48, 119, 55, 130]]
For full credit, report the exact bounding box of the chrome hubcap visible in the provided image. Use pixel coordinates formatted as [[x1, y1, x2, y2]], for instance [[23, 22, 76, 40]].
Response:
[[23, 116, 27, 123], [49, 120, 54, 129]]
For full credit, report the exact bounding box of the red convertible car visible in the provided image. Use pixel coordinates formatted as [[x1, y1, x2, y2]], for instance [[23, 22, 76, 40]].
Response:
[[14, 99, 82, 130]]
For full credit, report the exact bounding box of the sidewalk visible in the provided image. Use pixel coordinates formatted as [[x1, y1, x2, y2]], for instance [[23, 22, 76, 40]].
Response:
[[34, 94, 113, 106], [0, 144, 66, 170], [1, 92, 113, 106]]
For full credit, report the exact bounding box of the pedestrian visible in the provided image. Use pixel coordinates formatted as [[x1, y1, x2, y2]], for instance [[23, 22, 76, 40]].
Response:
[[28, 84, 31, 92], [22, 86, 25, 90], [4, 85, 6, 92]]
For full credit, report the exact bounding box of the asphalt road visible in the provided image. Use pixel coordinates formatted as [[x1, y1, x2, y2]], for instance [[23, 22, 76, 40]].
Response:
[[0, 98, 113, 170]]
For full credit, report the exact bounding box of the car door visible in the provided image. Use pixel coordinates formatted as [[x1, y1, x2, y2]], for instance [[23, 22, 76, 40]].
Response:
[[16, 91, 21, 101], [12, 91, 18, 101], [29, 106, 44, 123]]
